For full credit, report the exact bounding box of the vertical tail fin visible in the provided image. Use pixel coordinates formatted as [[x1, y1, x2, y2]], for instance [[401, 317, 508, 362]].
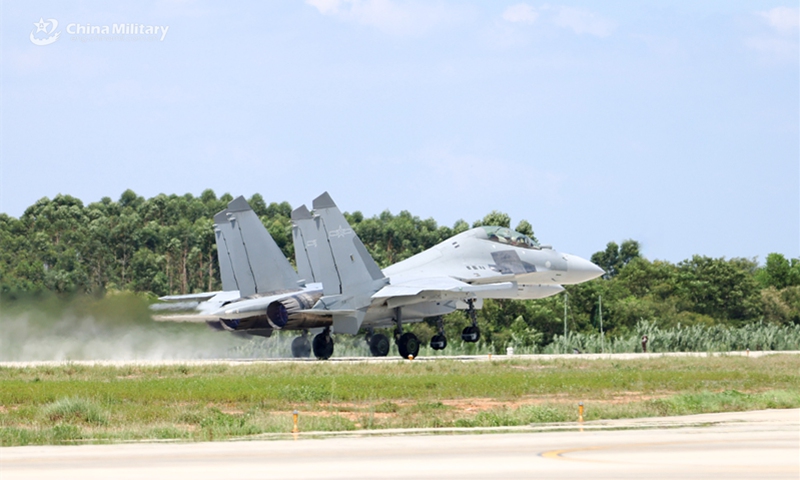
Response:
[[291, 202, 341, 297], [213, 196, 301, 297], [292, 192, 386, 334], [291, 204, 320, 284], [311, 191, 386, 296], [213, 209, 241, 293]]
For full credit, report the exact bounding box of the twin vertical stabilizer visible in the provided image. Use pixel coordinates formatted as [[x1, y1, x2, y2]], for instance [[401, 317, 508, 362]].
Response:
[[292, 192, 387, 333], [311, 192, 385, 294], [213, 196, 301, 297]]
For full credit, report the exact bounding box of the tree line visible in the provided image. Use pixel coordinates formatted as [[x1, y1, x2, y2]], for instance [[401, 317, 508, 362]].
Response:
[[1, 190, 798, 345]]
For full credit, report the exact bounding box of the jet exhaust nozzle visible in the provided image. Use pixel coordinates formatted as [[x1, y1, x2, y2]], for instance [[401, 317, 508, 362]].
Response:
[[266, 292, 321, 330]]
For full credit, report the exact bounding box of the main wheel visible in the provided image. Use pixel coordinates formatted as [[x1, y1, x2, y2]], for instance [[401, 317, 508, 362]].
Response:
[[291, 336, 311, 358], [397, 332, 420, 359], [430, 334, 447, 350], [461, 326, 480, 343], [312, 332, 334, 360], [368, 333, 390, 357]]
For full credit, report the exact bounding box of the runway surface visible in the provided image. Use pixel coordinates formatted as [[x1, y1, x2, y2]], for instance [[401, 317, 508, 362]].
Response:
[[2, 350, 797, 367], [2, 409, 798, 480]]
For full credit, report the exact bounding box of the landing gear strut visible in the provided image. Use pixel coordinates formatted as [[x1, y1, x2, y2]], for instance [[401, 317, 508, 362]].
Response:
[[461, 299, 480, 343], [394, 307, 420, 359], [312, 327, 334, 360], [291, 332, 311, 358], [366, 327, 390, 357], [430, 316, 447, 350]]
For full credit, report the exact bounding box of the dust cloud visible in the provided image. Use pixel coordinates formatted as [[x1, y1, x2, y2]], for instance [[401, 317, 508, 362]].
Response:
[[0, 293, 279, 361]]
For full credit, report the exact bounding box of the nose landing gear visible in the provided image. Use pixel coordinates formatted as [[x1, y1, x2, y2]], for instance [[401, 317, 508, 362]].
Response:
[[397, 332, 420, 359], [430, 315, 447, 350], [394, 307, 420, 359], [461, 299, 481, 343]]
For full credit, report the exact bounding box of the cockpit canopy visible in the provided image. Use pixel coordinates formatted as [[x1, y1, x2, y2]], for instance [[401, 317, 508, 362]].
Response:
[[479, 226, 540, 249]]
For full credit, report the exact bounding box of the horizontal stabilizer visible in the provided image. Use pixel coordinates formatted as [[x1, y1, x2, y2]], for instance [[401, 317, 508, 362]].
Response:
[[158, 292, 223, 302], [293, 308, 356, 316], [152, 314, 221, 323]]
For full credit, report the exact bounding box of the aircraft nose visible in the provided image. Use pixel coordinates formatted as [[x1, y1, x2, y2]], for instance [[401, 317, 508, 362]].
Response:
[[563, 254, 605, 283]]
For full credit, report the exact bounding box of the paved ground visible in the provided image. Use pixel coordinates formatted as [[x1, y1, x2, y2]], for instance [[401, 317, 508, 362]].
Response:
[[2, 409, 798, 480], [1, 350, 797, 367]]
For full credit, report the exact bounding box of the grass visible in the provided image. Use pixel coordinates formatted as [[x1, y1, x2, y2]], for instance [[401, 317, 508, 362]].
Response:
[[0, 355, 798, 446], [40, 397, 108, 425]]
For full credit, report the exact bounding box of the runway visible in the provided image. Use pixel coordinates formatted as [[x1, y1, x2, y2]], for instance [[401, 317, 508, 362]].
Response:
[[1, 350, 797, 367], [2, 409, 797, 480]]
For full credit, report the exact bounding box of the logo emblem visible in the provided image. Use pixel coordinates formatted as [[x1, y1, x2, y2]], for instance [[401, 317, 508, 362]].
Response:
[[30, 18, 60, 46], [328, 225, 353, 239]]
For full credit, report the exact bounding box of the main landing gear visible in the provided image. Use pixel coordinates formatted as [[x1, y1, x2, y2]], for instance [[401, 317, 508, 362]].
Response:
[[291, 332, 311, 358], [366, 328, 390, 357], [461, 299, 481, 343], [430, 316, 447, 350], [394, 307, 420, 360], [312, 327, 334, 360]]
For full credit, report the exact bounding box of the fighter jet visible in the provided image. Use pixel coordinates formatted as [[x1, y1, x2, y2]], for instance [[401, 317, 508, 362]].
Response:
[[152, 196, 327, 353], [153, 193, 603, 360]]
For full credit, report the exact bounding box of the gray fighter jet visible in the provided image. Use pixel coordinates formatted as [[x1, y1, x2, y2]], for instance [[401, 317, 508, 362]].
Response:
[[154, 193, 603, 359]]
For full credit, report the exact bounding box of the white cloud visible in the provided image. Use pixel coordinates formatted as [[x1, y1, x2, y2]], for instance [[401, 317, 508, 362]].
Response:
[[306, 0, 472, 36], [744, 36, 798, 62], [500, 3, 615, 38], [758, 6, 799, 32], [744, 7, 799, 63], [549, 6, 616, 37], [502, 4, 539, 24], [307, 0, 343, 16]]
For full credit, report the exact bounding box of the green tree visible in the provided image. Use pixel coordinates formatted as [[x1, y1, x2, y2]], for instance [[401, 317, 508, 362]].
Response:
[[756, 253, 798, 289], [591, 240, 641, 278], [473, 210, 511, 228], [675, 255, 762, 324], [452, 219, 469, 234], [248, 193, 268, 217]]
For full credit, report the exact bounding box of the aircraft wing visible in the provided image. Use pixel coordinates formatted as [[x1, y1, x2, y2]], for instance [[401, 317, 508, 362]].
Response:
[[373, 277, 516, 299]]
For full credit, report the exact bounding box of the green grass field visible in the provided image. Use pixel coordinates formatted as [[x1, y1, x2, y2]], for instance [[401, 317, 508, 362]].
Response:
[[1, 355, 798, 446]]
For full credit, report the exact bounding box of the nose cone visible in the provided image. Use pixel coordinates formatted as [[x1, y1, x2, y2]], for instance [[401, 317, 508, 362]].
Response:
[[563, 254, 605, 284]]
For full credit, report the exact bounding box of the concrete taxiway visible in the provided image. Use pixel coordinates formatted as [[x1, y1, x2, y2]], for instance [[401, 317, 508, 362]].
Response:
[[2, 409, 798, 480]]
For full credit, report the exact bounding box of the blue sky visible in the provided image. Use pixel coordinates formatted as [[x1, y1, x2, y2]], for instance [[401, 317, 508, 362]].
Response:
[[1, 1, 797, 263]]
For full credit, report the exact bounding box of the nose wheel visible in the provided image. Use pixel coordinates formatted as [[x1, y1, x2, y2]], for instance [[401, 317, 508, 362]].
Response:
[[393, 307, 420, 359], [461, 299, 481, 343], [430, 316, 447, 350], [397, 332, 420, 359]]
